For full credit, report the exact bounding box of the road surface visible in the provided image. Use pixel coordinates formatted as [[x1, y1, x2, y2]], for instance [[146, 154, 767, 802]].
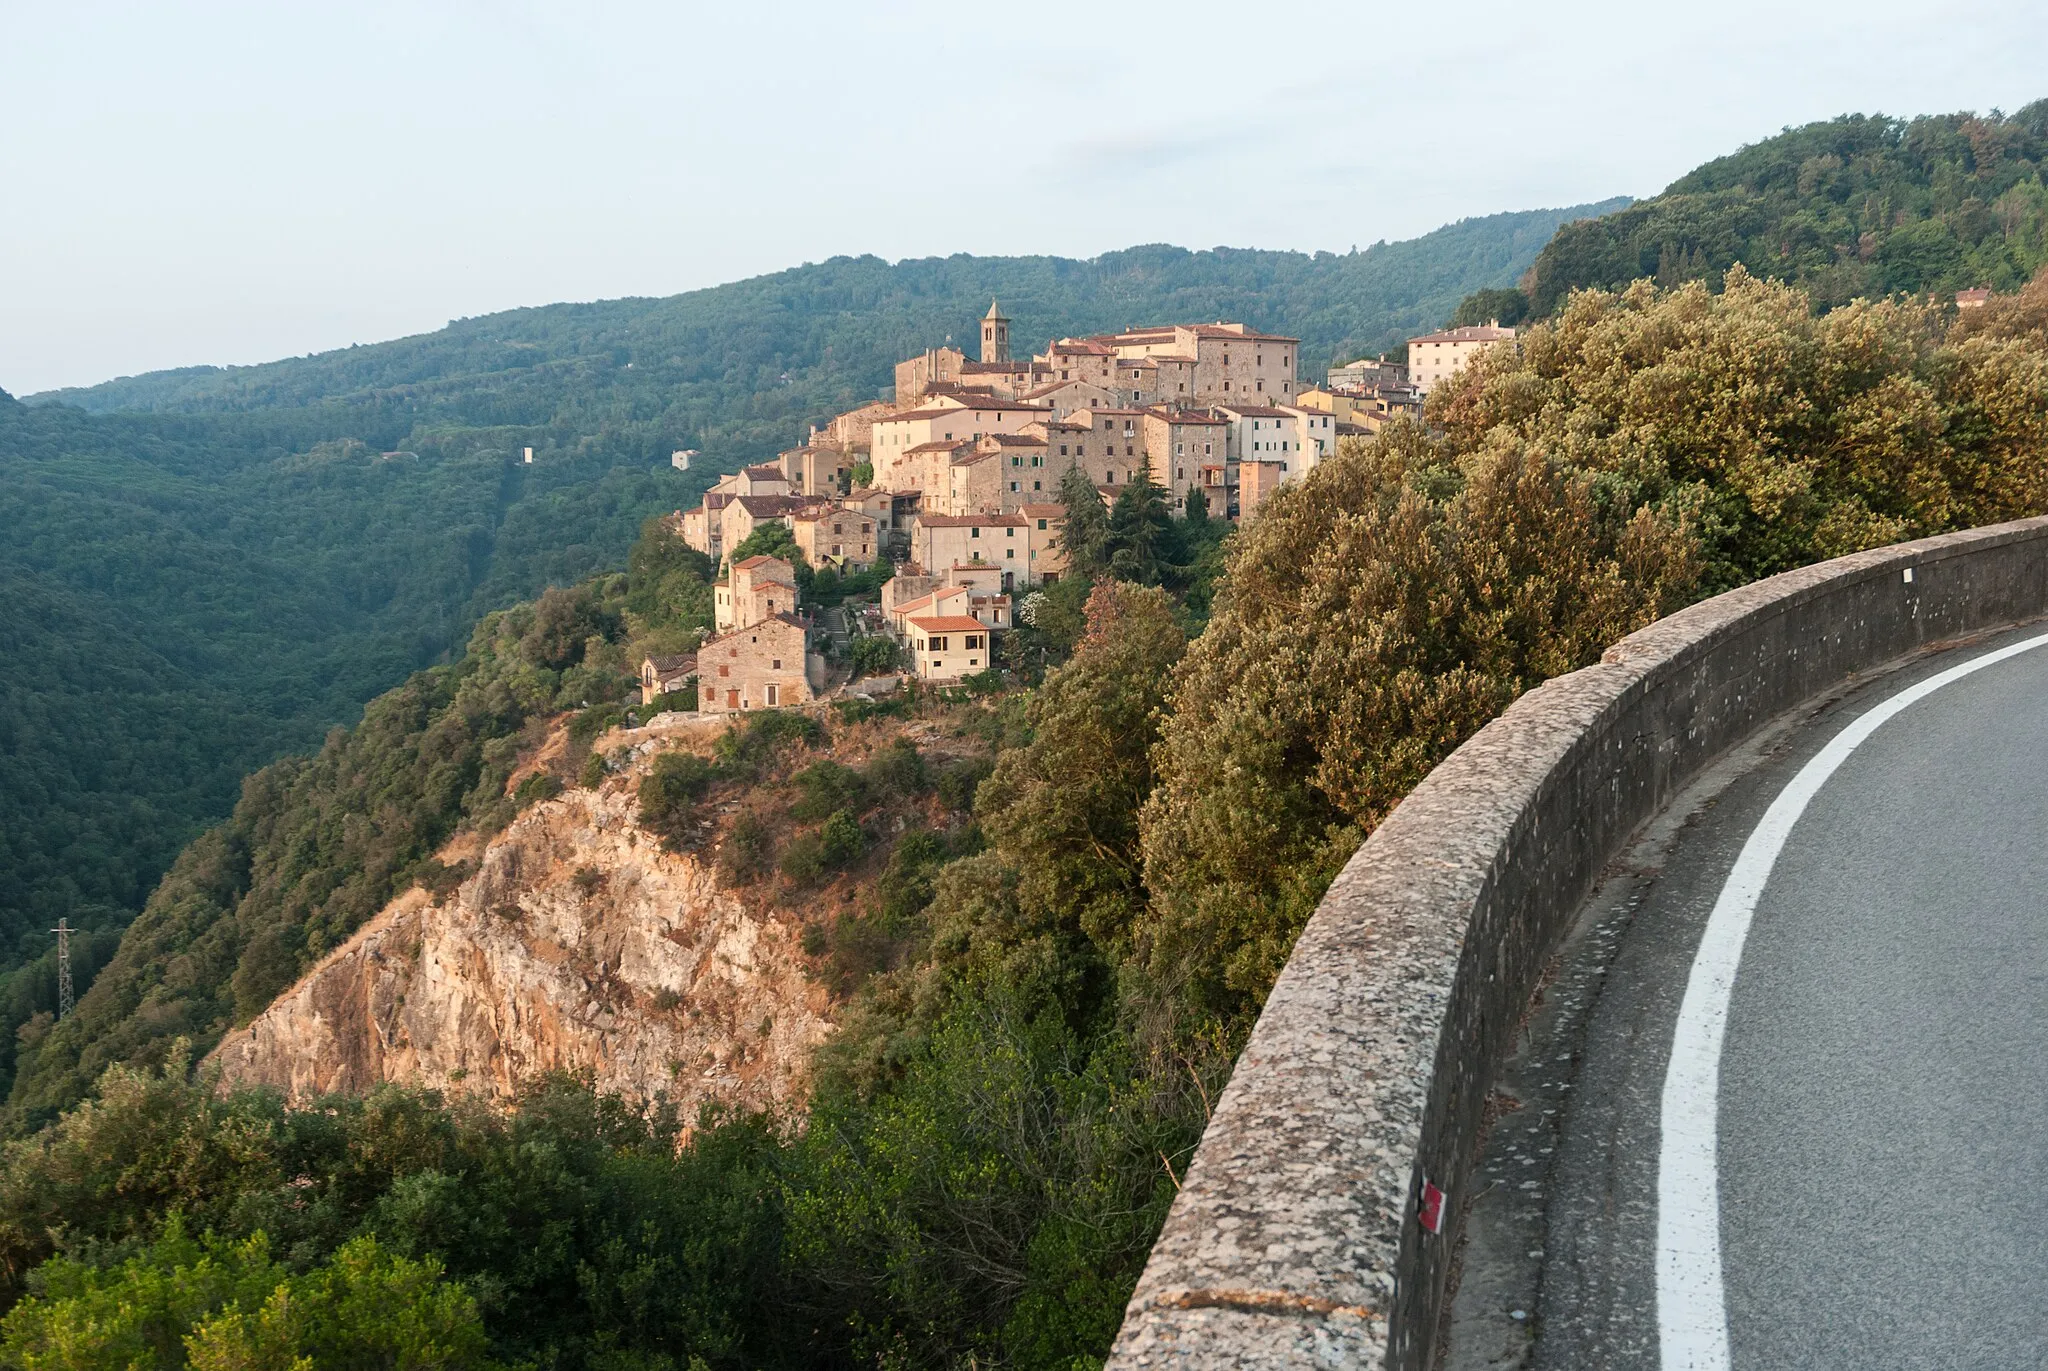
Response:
[[1458, 623, 2048, 1370]]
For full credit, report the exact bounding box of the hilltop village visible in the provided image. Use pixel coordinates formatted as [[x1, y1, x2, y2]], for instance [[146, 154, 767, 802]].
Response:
[[652, 306, 1515, 712]]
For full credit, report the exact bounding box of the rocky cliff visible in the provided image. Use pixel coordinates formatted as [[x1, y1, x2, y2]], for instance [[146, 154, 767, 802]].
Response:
[[209, 748, 832, 1115]]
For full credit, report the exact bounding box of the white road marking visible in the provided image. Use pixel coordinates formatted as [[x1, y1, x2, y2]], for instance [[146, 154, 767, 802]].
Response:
[[1657, 627, 2048, 1371]]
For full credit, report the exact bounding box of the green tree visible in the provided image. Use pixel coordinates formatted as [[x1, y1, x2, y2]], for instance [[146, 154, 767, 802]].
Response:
[[1053, 464, 1111, 581], [1449, 286, 1530, 327]]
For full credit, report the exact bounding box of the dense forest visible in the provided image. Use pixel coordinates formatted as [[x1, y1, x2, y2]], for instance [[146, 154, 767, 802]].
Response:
[[0, 395, 705, 1088], [0, 204, 1614, 1054], [1522, 104, 2048, 314], [6, 262, 2045, 1369]]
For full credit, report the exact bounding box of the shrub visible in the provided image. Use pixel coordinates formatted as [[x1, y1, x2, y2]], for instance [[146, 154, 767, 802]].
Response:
[[719, 812, 774, 885], [935, 757, 995, 813], [849, 635, 902, 677], [512, 772, 562, 811], [638, 752, 713, 846], [789, 761, 866, 823], [715, 710, 823, 780], [862, 737, 926, 798]]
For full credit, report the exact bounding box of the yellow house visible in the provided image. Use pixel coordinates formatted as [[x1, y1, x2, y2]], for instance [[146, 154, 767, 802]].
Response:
[[906, 614, 993, 684]]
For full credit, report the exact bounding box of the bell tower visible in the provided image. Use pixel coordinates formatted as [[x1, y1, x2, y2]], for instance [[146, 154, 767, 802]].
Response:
[[980, 299, 1011, 364]]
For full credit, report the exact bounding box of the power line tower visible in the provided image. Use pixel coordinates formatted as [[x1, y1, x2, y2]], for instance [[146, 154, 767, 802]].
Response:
[[51, 919, 73, 1019]]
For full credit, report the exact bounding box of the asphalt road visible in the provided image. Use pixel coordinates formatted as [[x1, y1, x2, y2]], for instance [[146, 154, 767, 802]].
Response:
[[1467, 624, 2048, 1371]]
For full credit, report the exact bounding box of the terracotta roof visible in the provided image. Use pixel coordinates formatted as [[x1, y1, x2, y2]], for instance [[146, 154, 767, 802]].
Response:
[[741, 463, 787, 480], [1216, 404, 1295, 418], [905, 439, 976, 454], [644, 653, 696, 673], [1048, 339, 1115, 356], [916, 512, 1027, 528], [951, 450, 1000, 467], [733, 554, 793, 571], [1020, 503, 1065, 518], [980, 432, 1046, 446], [734, 495, 805, 516], [1409, 325, 1518, 344], [910, 615, 991, 634], [1141, 406, 1227, 425]]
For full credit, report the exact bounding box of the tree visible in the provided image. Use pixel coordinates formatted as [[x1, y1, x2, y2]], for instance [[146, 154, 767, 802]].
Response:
[[726, 522, 814, 594], [1053, 464, 1110, 581], [1104, 470, 1174, 585], [1450, 286, 1530, 328]]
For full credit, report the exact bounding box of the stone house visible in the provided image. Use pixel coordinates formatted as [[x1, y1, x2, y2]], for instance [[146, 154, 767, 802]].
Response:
[[779, 444, 853, 497], [870, 396, 1053, 489], [699, 614, 814, 714], [908, 511, 1031, 591], [790, 505, 879, 570], [638, 653, 697, 706], [715, 555, 800, 633], [719, 494, 806, 562], [905, 614, 994, 684], [1140, 406, 1229, 510]]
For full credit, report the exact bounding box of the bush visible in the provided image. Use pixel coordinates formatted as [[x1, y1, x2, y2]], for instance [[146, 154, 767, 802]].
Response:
[[781, 809, 864, 887], [862, 737, 926, 799], [719, 812, 774, 885], [512, 772, 563, 811], [935, 757, 995, 813], [789, 761, 866, 823], [638, 751, 713, 846], [715, 711, 823, 780], [849, 636, 902, 677], [577, 751, 608, 789]]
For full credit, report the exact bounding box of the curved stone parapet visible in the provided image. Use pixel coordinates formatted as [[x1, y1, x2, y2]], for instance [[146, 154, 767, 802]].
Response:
[[1108, 516, 2048, 1370]]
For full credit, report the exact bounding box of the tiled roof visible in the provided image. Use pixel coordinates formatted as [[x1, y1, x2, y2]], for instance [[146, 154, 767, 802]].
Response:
[[916, 512, 1027, 528], [1408, 325, 1517, 344], [910, 615, 991, 634]]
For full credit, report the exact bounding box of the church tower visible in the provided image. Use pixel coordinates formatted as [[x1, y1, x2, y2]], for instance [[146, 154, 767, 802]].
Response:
[[980, 299, 1011, 364]]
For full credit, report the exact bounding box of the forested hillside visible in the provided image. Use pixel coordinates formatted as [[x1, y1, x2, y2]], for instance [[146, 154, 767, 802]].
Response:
[[1524, 103, 2048, 313], [38, 203, 1624, 457], [0, 393, 704, 1076], [0, 204, 1614, 1048], [8, 265, 2046, 1371]]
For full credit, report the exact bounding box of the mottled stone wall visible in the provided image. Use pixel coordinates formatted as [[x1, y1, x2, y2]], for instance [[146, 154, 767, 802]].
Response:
[[1108, 517, 2048, 1370]]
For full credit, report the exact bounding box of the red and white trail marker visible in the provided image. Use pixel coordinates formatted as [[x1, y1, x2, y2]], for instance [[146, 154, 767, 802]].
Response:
[[1418, 1179, 1447, 1235]]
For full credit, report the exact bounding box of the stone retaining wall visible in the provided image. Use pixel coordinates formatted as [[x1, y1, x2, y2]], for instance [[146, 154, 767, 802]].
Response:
[[1107, 517, 2048, 1370]]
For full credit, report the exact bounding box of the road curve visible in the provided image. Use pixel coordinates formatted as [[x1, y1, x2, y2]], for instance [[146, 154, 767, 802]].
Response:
[[1503, 624, 2048, 1371]]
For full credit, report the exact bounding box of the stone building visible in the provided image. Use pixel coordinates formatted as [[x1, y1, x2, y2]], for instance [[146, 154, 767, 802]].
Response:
[[698, 614, 814, 714], [638, 653, 697, 706], [715, 555, 800, 634], [790, 506, 879, 570]]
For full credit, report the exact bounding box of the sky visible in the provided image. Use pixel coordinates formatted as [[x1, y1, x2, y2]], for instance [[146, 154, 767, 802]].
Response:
[[5, 0, 2046, 396]]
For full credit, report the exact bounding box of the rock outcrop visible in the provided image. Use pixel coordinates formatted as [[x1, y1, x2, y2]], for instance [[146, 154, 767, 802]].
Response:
[[209, 766, 831, 1115]]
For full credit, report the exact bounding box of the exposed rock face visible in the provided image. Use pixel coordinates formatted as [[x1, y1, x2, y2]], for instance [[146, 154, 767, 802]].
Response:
[[209, 772, 831, 1114]]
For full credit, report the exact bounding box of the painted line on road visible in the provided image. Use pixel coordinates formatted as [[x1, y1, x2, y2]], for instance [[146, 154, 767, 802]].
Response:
[[1657, 626, 2048, 1371]]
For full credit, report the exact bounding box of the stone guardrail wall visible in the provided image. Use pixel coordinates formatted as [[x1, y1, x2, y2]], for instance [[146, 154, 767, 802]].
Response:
[[1107, 516, 2048, 1370]]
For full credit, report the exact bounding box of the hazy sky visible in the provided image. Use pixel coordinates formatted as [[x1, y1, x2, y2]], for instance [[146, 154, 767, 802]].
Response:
[[6, 0, 2045, 395]]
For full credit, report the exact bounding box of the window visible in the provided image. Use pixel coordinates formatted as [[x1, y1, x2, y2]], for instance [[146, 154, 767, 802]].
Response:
[[1012, 455, 1021, 466], [967, 635, 984, 650], [1059, 444, 1068, 456], [719, 664, 730, 677], [972, 526, 981, 538], [833, 522, 843, 533], [1033, 480, 1041, 491], [766, 684, 780, 706], [1009, 481, 1018, 492], [1037, 518, 1047, 530], [932, 635, 949, 651]]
